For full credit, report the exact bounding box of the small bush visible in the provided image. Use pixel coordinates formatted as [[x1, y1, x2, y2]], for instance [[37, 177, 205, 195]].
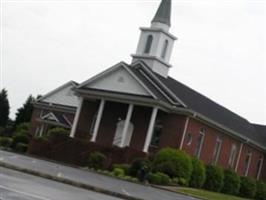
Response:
[[112, 164, 130, 175], [204, 165, 224, 192], [189, 157, 206, 188], [239, 176, 256, 198], [171, 177, 188, 186], [87, 151, 106, 170], [15, 142, 28, 153], [222, 169, 240, 195], [256, 181, 266, 200], [12, 134, 29, 148], [47, 127, 69, 137], [152, 148, 192, 182], [129, 158, 151, 177], [147, 172, 170, 185], [16, 123, 30, 133], [113, 168, 125, 177], [0, 137, 13, 149]]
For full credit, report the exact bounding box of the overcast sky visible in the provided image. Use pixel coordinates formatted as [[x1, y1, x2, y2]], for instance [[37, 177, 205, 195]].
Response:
[[1, 0, 266, 124]]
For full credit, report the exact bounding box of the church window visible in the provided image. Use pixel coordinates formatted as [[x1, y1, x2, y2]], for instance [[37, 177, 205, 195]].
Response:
[[150, 120, 163, 147], [244, 151, 252, 176], [161, 40, 169, 59], [186, 133, 192, 146], [256, 156, 263, 180], [194, 129, 205, 158], [212, 137, 222, 164], [228, 144, 237, 168], [144, 35, 153, 54]]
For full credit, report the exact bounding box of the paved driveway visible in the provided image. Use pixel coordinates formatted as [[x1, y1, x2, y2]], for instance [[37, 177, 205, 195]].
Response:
[[0, 150, 197, 200], [0, 166, 122, 200]]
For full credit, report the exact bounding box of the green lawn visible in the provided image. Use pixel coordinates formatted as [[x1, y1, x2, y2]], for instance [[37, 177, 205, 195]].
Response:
[[164, 187, 252, 200]]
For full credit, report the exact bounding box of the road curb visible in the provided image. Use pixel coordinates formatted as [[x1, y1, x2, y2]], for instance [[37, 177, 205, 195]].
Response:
[[0, 161, 144, 200]]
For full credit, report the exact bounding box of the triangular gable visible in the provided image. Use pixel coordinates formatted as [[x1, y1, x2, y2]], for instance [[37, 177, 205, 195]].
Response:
[[38, 81, 79, 108], [41, 112, 59, 122], [78, 62, 157, 99]]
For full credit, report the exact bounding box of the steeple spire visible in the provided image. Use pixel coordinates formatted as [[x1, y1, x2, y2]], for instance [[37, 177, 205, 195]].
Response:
[[152, 0, 171, 27], [131, 0, 176, 78]]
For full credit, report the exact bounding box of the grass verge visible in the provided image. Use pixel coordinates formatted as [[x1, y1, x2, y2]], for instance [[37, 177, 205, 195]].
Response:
[[164, 187, 252, 200]]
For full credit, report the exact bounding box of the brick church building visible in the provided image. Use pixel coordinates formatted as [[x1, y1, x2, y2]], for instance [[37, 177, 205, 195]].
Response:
[[30, 0, 266, 181]]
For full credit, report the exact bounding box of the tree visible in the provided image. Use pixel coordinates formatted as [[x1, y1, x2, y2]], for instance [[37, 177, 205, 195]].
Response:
[[0, 89, 10, 127], [14, 95, 35, 127]]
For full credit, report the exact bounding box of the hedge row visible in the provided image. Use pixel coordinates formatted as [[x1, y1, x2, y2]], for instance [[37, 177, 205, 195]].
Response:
[[87, 147, 265, 200]]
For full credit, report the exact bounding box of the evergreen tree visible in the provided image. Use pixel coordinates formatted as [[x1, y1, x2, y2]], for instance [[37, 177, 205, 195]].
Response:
[[0, 89, 10, 127], [14, 95, 35, 127]]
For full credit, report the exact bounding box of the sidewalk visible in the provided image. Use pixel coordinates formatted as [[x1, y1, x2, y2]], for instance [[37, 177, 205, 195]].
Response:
[[0, 150, 194, 200]]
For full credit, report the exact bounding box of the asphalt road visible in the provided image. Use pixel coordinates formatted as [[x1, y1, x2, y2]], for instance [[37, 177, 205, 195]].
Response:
[[0, 150, 197, 200], [0, 166, 122, 200]]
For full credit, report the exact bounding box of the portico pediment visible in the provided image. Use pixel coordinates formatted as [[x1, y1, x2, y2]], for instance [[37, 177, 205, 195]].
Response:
[[78, 63, 156, 98]]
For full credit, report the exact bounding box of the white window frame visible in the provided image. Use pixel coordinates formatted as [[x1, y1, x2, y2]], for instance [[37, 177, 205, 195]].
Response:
[[244, 152, 252, 177], [213, 137, 222, 164], [256, 156, 264, 180], [195, 129, 205, 159], [228, 144, 237, 168]]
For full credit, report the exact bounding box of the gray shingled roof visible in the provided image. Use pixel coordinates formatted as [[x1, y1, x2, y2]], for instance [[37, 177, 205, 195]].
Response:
[[152, 0, 171, 26], [154, 74, 266, 149]]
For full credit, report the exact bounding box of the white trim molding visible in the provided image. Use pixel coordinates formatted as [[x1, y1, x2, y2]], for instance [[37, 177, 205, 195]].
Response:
[[179, 117, 190, 150], [143, 107, 158, 152], [91, 99, 105, 142], [70, 97, 84, 138], [120, 104, 134, 147], [235, 143, 243, 172]]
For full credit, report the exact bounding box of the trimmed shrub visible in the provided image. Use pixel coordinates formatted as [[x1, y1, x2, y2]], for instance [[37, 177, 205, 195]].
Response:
[[152, 148, 192, 182], [0, 137, 13, 149], [12, 134, 29, 148], [129, 158, 151, 177], [113, 168, 125, 177], [204, 165, 224, 192], [147, 172, 170, 185], [172, 177, 188, 186], [87, 151, 106, 170], [189, 157, 206, 188], [112, 164, 130, 175], [239, 176, 256, 198], [15, 142, 28, 153], [16, 123, 30, 133], [256, 181, 266, 200], [47, 127, 69, 138], [222, 169, 240, 195]]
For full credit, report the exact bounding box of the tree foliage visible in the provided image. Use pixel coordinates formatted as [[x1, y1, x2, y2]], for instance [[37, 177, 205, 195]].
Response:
[[0, 89, 10, 127], [14, 95, 35, 127]]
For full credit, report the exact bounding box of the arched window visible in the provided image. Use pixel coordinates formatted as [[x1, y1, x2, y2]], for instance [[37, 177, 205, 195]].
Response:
[[144, 35, 153, 54], [161, 40, 169, 59]]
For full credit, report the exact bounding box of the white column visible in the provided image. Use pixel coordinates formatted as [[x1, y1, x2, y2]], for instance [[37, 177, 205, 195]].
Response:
[[143, 107, 158, 153], [235, 143, 243, 172], [70, 97, 83, 138], [91, 99, 105, 142], [179, 117, 190, 150], [120, 104, 134, 147]]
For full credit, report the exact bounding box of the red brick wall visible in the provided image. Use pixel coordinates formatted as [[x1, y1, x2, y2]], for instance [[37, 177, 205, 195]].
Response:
[[30, 107, 76, 136], [181, 118, 265, 180], [130, 106, 152, 150], [29, 108, 42, 136], [96, 101, 128, 146], [75, 100, 98, 139], [159, 114, 187, 149], [261, 154, 266, 181], [237, 144, 264, 179]]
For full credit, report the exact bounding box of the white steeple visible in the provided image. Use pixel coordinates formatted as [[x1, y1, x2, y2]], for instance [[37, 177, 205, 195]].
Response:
[[131, 0, 177, 78]]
